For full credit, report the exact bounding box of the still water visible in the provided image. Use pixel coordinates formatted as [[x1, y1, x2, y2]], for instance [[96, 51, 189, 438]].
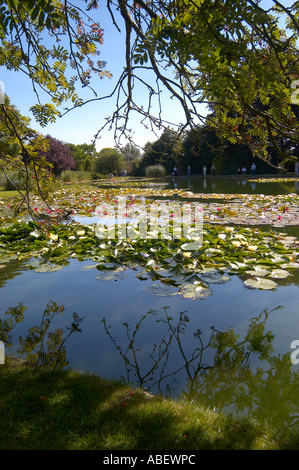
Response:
[[168, 175, 299, 195], [1, 177, 299, 433]]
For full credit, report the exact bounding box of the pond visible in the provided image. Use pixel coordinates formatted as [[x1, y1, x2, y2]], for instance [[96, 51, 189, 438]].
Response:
[[1, 176, 299, 434], [168, 175, 299, 195]]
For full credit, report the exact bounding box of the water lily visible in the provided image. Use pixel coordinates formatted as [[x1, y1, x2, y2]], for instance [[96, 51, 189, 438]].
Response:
[[247, 245, 258, 251], [30, 230, 40, 238], [49, 233, 58, 241]]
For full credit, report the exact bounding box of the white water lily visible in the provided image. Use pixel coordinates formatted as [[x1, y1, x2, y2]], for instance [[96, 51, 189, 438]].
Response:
[[76, 230, 86, 236], [30, 230, 40, 238], [247, 245, 258, 251], [234, 234, 246, 240], [49, 233, 58, 241]]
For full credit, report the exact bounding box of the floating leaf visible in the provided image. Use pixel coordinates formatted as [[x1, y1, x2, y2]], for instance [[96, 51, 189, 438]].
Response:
[[96, 262, 119, 270], [280, 262, 299, 269], [245, 267, 270, 277], [143, 284, 179, 297], [34, 264, 64, 273], [96, 267, 129, 281], [80, 265, 97, 271], [268, 269, 291, 279], [200, 273, 231, 284], [179, 282, 213, 300], [244, 277, 278, 290]]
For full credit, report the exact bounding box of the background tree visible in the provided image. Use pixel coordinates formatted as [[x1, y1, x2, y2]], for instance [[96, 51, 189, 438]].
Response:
[[67, 142, 97, 172], [136, 128, 183, 175], [94, 147, 124, 175], [181, 124, 279, 175], [120, 142, 142, 173], [38, 135, 76, 175]]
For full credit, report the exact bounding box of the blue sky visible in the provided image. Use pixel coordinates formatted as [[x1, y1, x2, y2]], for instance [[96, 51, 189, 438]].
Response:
[[0, 2, 191, 152]]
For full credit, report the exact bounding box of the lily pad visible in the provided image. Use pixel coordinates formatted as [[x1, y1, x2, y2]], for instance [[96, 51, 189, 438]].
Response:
[[96, 267, 129, 281], [200, 273, 231, 284], [143, 284, 179, 297], [80, 265, 97, 271], [179, 282, 213, 300], [268, 269, 291, 279], [245, 267, 270, 277], [244, 277, 278, 290], [34, 264, 65, 273]]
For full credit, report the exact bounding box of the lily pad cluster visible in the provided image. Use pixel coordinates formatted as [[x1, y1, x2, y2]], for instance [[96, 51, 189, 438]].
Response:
[[29, 182, 299, 227], [0, 217, 298, 297], [1, 178, 299, 298], [2, 180, 299, 227]]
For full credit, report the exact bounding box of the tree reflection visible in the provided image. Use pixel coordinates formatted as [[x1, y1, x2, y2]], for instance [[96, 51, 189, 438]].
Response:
[[0, 300, 84, 368], [102, 305, 299, 433]]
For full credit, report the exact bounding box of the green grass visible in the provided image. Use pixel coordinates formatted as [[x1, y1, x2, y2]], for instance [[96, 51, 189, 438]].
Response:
[[1, 359, 298, 450], [0, 189, 24, 197]]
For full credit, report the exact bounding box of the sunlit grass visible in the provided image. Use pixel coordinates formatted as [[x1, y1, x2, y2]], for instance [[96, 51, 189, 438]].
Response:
[[0, 359, 297, 450], [0, 189, 24, 197]]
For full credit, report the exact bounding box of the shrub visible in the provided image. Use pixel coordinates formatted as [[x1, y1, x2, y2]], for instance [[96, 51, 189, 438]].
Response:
[[3, 169, 32, 190], [61, 170, 93, 182], [145, 164, 166, 178]]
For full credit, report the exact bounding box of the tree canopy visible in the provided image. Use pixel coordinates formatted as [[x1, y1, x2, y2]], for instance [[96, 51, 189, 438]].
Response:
[[0, 0, 298, 184], [94, 147, 124, 174], [37, 134, 76, 175]]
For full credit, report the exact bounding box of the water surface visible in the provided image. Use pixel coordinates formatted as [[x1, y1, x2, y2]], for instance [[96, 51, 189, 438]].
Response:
[[1, 177, 299, 433]]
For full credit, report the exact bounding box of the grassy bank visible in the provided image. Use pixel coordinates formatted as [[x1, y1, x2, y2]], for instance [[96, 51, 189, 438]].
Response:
[[0, 189, 24, 197], [0, 359, 297, 451]]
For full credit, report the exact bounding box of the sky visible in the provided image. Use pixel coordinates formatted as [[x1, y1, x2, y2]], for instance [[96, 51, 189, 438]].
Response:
[[0, 2, 191, 153]]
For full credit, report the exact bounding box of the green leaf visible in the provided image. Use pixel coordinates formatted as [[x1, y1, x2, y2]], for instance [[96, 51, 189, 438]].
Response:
[[31, 4, 40, 21]]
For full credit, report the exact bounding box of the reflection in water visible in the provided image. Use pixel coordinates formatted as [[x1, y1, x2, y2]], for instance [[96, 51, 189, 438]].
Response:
[[169, 177, 299, 195], [0, 300, 84, 369], [102, 305, 299, 434], [2, 292, 299, 435], [0, 257, 30, 288]]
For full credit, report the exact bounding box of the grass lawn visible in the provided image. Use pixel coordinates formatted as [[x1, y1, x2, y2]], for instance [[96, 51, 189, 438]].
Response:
[[0, 359, 298, 451], [0, 190, 24, 198]]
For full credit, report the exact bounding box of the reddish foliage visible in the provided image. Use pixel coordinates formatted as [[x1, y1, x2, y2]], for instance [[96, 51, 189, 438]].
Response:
[[39, 135, 76, 175]]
